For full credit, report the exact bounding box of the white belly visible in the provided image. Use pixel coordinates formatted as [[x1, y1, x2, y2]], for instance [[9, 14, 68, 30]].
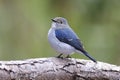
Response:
[[48, 28, 75, 54]]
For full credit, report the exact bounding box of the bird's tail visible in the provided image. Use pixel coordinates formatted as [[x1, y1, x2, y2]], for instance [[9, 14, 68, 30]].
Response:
[[77, 50, 97, 63]]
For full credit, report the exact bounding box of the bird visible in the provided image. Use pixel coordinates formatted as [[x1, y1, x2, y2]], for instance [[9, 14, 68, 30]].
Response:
[[48, 17, 97, 63]]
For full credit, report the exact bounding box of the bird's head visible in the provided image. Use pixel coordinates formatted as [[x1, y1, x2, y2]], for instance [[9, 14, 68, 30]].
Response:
[[51, 17, 69, 29]]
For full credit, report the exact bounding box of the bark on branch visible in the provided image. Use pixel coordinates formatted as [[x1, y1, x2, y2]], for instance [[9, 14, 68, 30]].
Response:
[[0, 57, 119, 80]]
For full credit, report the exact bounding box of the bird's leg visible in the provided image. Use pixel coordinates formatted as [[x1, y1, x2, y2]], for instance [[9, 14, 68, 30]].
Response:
[[66, 55, 71, 58], [57, 53, 63, 58]]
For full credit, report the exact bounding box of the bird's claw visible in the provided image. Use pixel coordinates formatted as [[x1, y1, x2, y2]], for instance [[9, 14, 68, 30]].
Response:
[[66, 55, 71, 58], [56, 54, 63, 58]]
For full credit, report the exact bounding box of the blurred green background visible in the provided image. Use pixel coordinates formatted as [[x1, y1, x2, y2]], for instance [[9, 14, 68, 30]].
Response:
[[0, 0, 120, 65]]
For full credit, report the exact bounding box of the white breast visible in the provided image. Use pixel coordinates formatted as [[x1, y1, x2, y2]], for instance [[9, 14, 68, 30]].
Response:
[[48, 28, 75, 54]]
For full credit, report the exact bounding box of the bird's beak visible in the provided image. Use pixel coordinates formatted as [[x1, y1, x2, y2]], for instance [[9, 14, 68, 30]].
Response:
[[51, 18, 57, 22]]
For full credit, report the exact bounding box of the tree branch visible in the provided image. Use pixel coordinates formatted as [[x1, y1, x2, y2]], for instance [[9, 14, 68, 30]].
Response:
[[0, 57, 119, 80]]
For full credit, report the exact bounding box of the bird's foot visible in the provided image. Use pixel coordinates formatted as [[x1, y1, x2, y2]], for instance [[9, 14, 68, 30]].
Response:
[[66, 55, 71, 58], [56, 54, 63, 58]]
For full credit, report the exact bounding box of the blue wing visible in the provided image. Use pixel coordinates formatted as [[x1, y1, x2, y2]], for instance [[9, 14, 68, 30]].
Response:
[[55, 28, 97, 62], [55, 28, 84, 52]]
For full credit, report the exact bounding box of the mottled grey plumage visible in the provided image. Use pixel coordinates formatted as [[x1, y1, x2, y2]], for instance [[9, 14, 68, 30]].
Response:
[[48, 17, 96, 62]]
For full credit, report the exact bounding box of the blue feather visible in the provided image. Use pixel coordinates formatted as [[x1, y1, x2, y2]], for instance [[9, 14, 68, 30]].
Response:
[[55, 28, 84, 51], [55, 28, 97, 63]]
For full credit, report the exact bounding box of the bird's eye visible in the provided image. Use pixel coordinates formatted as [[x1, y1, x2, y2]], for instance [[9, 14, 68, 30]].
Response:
[[57, 20, 63, 24], [59, 20, 63, 24]]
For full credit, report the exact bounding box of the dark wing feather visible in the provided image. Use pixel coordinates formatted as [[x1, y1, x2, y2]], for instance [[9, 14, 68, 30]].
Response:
[[55, 28, 97, 62], [55, 28, 84, 52]]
